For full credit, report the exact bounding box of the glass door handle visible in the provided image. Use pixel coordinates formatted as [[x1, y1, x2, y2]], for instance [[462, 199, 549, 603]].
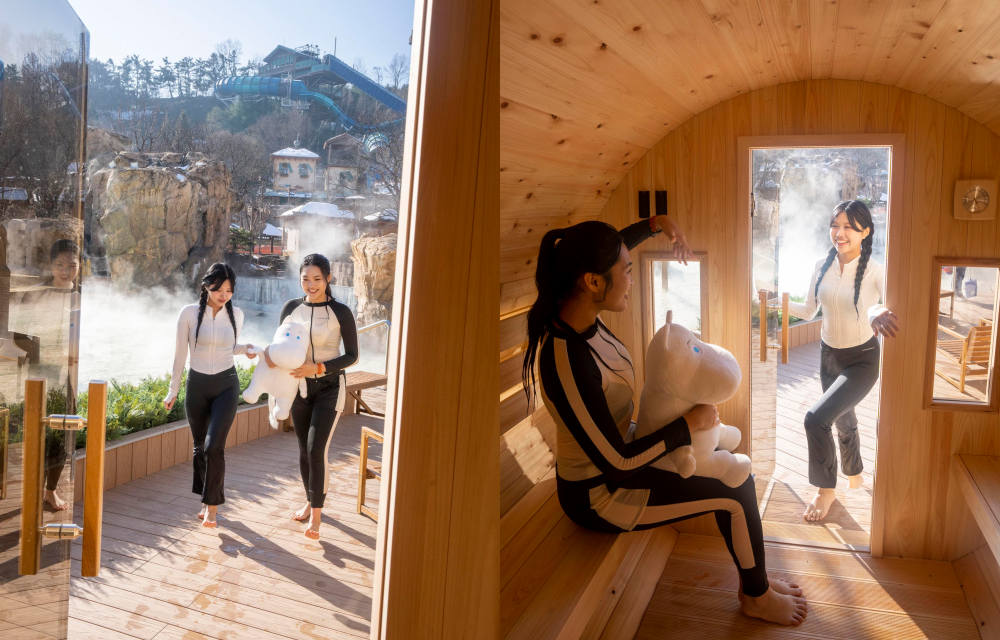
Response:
[[19, 379, 107, 577]]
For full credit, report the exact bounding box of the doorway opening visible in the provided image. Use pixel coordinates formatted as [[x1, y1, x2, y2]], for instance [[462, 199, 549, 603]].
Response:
[[749, 143, 894, 552]]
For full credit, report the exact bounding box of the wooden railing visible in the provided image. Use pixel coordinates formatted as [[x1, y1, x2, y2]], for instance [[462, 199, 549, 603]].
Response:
[[758, 291, 790, 364]]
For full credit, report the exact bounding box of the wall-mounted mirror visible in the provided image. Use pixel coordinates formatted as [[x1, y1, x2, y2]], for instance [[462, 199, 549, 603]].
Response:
[[925, 258, 1000, 411], [640, 251, 707, 349]]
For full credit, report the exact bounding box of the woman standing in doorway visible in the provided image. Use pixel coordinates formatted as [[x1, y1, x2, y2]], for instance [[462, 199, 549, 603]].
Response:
[[264, 253, 359, 540], [13, 239, 82, 511], [164, 263, 256, 528], [785, 200, 899, 522]]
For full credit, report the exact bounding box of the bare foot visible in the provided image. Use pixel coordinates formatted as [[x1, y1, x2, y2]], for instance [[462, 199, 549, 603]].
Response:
[[769, 578, 803, 597], [737, 577, 802, 605], [202, 505, 218, 528], [304, 507, 322, 540], [848, 474, 864, 489], [292, 501, 311, 522], [741, 587, 808, 625], [803, 488, 836, 522], [43, 489, 68, 511]]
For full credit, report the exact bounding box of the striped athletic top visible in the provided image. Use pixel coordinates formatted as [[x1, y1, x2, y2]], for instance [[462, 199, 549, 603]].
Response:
[[537, 220, 693, 531]]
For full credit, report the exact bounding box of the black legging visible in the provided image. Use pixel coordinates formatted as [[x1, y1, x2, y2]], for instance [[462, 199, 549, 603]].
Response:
[[559, 469, 769, 597], [805, 336, 880, 488], [44, 431, 67, 492], [291, 372, 346, 509], [185, 367, 240, 506]]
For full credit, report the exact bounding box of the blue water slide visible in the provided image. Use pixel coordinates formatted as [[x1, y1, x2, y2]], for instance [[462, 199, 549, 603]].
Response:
[[320, 54, 407, 114]]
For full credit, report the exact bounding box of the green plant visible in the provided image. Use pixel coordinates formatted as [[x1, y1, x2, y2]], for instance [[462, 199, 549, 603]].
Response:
[[2, 362, 263, 449]]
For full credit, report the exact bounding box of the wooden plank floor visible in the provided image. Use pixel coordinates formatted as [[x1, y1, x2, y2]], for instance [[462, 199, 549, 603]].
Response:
[[755, 341, 878, 550], [634, 533, 981, 639], [67, 390, 386, 640]]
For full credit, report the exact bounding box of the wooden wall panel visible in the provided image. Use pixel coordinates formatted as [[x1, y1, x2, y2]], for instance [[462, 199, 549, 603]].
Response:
[[583, 79, 1000, 561]]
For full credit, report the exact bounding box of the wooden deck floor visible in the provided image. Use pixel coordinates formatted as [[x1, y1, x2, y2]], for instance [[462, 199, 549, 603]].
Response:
[[635, 532, 980, 639], [67, 395, 385, 640], [756, 340, 878, 550]]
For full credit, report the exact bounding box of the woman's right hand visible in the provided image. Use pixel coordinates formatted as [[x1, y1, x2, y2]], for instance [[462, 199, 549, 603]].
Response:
[[263, 346, 276, 369], [163, 397, 175, 411], [683, 404, 720, 433]]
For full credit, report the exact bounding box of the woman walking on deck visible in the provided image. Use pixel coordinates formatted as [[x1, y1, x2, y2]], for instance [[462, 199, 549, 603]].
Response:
[[264, 253, 359, 540], [164, 263, 256, 528], [783, 200, 899, 522]]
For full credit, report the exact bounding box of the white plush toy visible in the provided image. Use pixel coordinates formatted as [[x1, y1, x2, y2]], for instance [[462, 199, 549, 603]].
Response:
[[242, 320, 309, 428], [635, 311, 751, 488]]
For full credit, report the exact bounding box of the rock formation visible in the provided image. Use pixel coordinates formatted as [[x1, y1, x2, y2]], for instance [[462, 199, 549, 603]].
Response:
[[87, 151, 238, 289], [351, 233, 396, 328]]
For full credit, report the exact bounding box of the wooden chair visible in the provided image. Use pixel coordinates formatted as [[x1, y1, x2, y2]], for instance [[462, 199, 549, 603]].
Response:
[[357, 426, 383, 520], [935, 319, 994, 394]]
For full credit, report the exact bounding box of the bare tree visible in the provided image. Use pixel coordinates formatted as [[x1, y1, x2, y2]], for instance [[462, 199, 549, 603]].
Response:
[[387, 53, 409, 91], [214, 39, 244, 77], [112, 96, 169, 152], [204, 130, 270, 200], [352, 56, 368, 76]]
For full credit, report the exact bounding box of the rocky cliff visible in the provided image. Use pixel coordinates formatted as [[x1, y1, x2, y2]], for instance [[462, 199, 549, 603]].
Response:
[[351, 233, 396, 328], [88, 151, 238, 289]]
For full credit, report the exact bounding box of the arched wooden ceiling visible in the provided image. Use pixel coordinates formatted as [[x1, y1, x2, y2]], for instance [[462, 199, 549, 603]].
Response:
[[500, 0, 1000, 251]]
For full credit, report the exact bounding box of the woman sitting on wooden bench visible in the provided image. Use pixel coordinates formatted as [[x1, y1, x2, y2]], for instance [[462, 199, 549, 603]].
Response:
[[522, 216, 808, 626]]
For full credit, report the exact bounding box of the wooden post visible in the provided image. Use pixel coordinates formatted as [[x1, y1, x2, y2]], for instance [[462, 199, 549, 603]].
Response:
[[82, 380, 107, 577], [781, 293, 790, 364], [18, 378, 45, 576], [369, 0, 498, 636], [758, 290, 768, 362]]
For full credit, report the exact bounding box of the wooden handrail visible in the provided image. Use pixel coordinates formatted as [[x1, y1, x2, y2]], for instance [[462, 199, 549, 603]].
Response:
[[82, 380, 108, 577], [18, 378, 45, 576]]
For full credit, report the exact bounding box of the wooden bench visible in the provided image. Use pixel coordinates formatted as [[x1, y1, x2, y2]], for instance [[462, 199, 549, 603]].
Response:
[[954, 455, 1000, 563], [344, 370, 388, 417], [499, 405, 678, 640]]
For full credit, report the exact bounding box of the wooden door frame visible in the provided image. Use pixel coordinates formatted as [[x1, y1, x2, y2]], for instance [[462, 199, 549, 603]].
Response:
[[737, 134, 906, 559], [369, 0, 498, 637]]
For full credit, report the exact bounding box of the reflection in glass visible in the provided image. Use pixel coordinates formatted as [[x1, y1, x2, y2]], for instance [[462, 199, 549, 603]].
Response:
[[933, 266, 999, 404], [0, 2, 88, 638], [651, 260, 701, 338]]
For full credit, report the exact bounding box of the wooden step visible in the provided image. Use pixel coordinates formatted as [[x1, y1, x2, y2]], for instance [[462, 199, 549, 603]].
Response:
[[953, 455, 1000, 563]]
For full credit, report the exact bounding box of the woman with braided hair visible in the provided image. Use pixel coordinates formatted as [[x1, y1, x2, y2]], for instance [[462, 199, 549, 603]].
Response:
[[784, 200, 899, 522], [163, 263, 257, 527]]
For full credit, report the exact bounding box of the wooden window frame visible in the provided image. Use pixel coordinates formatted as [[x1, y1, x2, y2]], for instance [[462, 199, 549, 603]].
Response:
[[639, 251, 709, 372], [923, 257, 1000, 413]]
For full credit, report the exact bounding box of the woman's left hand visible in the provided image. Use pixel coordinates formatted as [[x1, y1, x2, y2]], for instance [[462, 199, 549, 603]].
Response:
[[291, 363, 322, 378], [654, 216, 694, 264], [871, 310, 899, 338], [246, 344, 258, 360]]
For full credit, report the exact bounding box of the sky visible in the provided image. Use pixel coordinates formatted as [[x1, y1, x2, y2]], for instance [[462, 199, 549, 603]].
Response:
[[13, 0, 415, 72]]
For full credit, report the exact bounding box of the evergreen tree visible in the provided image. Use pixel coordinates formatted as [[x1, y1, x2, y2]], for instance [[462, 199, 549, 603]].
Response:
[[156, 57, 176, 98], [172, 111, 194, 153]]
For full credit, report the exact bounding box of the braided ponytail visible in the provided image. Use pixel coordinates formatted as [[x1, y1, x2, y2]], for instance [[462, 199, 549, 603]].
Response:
[[826, 199, 876, 318], [195, 262, 238, 346], [814, 247, 838, 300], [195, 287, 208, 345], [225, 300, 238, 346], [853, 233, 874, 318]]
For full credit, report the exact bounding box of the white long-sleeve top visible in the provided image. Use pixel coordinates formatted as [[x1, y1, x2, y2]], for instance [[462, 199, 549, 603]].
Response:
[[166, 304, 250, 401], [787, 254, 888, 349]]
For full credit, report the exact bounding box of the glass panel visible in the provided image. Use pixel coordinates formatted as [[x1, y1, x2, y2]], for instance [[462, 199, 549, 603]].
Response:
[[0, 2, 88, 638], [932, 266, 999, 404], [650, 259, 701, 338]]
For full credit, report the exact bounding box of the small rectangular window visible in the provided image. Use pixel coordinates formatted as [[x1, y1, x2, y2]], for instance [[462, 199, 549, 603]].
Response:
[[641, 252, 708, 347], [927, 258, 1000, 410]]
